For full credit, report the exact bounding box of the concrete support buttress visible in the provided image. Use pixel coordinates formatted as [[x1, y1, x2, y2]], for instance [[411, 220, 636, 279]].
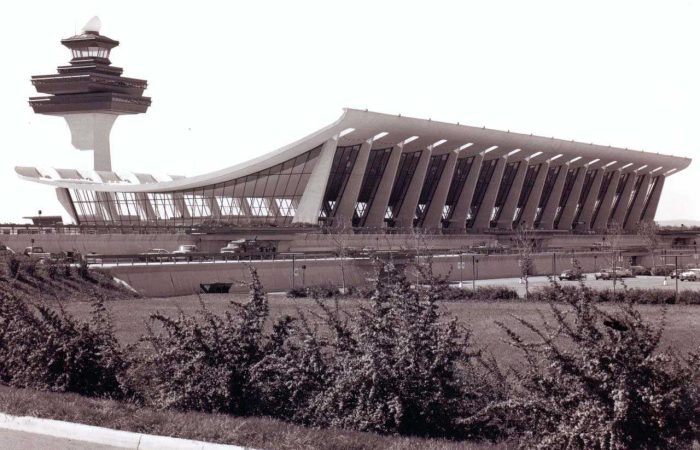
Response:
[[496, 159, 529, 229], [575, 169, 604, 232], [556, 167, 588, 230], [395, 147, 433, 229], [293, 137, 339, 224], [55, 188, 79, 225], [422, 149, 459, 230], [538, 163, 569, 230], [363, 143, 404, 228], [640, 176, 665, 223], [519, 161, 549, 228], [333, 139, 373, 225], [172, 193, 190, 220], [472, 156, 507, 230], [592, 170, 621, 231], [624, 174, 651, 231], [137, 193, 157, 221], [208, 196, 222, 219], [448, 153, 484, 229], [610, 173, 637, 227], [62, 113, 117, 172]]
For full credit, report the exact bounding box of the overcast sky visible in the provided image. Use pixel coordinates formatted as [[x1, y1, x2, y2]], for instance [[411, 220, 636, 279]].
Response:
[[1, 0, 698, 223]]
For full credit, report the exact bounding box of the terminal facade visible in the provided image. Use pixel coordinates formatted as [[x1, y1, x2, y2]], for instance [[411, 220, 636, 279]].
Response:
[[17, 22, 691, 235]]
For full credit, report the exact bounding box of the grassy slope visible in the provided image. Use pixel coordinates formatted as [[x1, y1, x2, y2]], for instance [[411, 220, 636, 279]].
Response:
[[63, 294, 700, 364], [0, 385, 511, 450]]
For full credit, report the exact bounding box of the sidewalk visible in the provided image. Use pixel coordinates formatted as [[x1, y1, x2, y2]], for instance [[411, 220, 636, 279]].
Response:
[[0, 413, 257, 450]]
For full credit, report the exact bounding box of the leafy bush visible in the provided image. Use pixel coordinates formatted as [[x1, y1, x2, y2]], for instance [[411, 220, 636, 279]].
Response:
[[136, 268, 270, 414], [6, 256, 20, 278], [0, 292, 128, 399], [475, 281, 700, 449], [252, 261, 503, 439], [530, 285, 700, 305], [286, 287, 308, 298], [77, 259, 91, 280]]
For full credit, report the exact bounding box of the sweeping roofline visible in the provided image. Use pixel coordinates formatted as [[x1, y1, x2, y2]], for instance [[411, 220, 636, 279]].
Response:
[[16, 108, 691, 193]]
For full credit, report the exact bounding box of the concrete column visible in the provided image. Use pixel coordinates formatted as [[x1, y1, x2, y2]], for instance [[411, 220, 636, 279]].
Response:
[[293, 137, 339, 224], [333, 139, 373, 224], [556, 167, 588, 230], [519, 161, 549, 228], [592, 170, 621, 231], [448, 153, 483, 229], [538, 163, 569, 229], [363, 143, 404, 228], [395, 147, 433, 229], [422, 149, 459, 230], [55, 187, 79, 225], [472, 156, 507, 230], [62, 113, 118, 171], [97, 192, 119, 223], [575, 169, 604, 232], [624, 174, 651, 231], [172, 193, 190, 220], [610, 172, 637, 227], [137, 193, 157, 221], [495, 159, 529, 229], [206, 196, 222, 219], [640, 175, 665, 222]]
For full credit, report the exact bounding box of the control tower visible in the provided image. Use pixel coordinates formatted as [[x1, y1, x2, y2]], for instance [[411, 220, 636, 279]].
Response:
[[28, 17, 150, 171]]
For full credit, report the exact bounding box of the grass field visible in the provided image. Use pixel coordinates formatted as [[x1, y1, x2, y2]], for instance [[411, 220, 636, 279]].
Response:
[[63, 293, 700, 365], [0, 385, 513, 450]]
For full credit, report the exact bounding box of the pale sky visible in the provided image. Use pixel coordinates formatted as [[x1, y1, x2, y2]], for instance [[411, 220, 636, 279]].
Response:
[[1, 0, 698, 223]]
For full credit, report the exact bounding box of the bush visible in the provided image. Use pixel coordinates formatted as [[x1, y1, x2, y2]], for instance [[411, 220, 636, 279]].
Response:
[[252, 261, 503, 439], [0, 292, 128, 399], [475, 281, 700, 449], [530, 285, 700, 305], [136, 268, 270, 414], [6, 256, 20, 278], [77, 259, 91, 280], [285, 287, 308, 298]]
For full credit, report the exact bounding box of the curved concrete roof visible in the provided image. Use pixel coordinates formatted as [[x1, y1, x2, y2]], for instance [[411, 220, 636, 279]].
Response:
[[16, 108, 692, 193]]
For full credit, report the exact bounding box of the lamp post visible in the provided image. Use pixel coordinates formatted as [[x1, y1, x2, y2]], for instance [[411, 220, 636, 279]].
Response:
[[472, 255, 478, 290], [459, 253, 464, 288]]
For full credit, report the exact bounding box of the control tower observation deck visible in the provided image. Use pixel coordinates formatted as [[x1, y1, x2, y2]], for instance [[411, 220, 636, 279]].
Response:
[[28, 17, 150, 171]]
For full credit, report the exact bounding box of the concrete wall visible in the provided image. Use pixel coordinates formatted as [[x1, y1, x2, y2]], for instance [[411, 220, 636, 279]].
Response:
[[0, 233, 196, 254], [107, 251, 614, 297]]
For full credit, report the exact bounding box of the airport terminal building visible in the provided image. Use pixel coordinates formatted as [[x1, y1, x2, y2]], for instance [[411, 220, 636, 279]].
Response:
[[17, 23, 691, 235]]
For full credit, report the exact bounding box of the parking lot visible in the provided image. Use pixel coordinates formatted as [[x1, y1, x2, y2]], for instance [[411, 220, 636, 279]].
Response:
[[457, 275, 700, 297]]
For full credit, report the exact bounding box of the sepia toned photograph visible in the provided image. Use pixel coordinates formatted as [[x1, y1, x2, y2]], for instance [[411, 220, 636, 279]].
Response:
[[0, 1, 698, 449]]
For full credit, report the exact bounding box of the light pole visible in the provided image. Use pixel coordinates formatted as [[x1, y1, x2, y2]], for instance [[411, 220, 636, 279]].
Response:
[[472, 255, 477, 290], [675, 255, 679, 303], [459, 253, 464, 288]]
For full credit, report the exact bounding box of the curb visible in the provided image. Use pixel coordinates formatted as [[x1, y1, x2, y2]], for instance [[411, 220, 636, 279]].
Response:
[[0, 412, 257, 450]]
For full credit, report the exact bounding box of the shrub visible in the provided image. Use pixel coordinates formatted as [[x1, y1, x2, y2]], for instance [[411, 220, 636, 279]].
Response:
[[77, 259, 91, 280], [252, 261, 503, 439], [0, 292, 128, 399], [286, 287, 308, 298], [137, 268, 270, 414], [475, 281, 700, 449], [6, 256, 20, 278], [530, 285, 700, 305]]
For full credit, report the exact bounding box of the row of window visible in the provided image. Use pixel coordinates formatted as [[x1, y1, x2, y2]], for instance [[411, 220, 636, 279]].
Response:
[[69, 142, 662, 230], [71, 47, 110, 59]]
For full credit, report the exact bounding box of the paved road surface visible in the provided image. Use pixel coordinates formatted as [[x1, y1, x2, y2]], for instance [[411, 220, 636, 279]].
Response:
[[1, 429, 126, 450]]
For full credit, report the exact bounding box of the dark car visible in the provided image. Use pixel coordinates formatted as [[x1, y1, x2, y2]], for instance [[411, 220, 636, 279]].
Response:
[[559, 270, 585, 281]]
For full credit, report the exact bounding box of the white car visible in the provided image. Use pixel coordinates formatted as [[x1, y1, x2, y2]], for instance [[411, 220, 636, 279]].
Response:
[[173, 245, 198, 254], [679, 269, 700, 281]]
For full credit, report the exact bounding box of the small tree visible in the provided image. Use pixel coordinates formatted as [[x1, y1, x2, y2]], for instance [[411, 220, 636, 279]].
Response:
[[637, 221, 660, 273], [323, 216, 353, 293], [514, 224, 536, 299]]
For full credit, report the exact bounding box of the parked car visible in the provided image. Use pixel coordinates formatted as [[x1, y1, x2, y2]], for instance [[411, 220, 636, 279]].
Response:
[[669, 269, 683, 279], [679, 269, 700, 281], [629, 265, 651, 276], [559, 269, 585, 281], [594, 267, 635, 280], [22, 246, 51, 260], [173, 244, 198, 254], [138, 248, 171, 262], [0, 244, 15, 256]]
